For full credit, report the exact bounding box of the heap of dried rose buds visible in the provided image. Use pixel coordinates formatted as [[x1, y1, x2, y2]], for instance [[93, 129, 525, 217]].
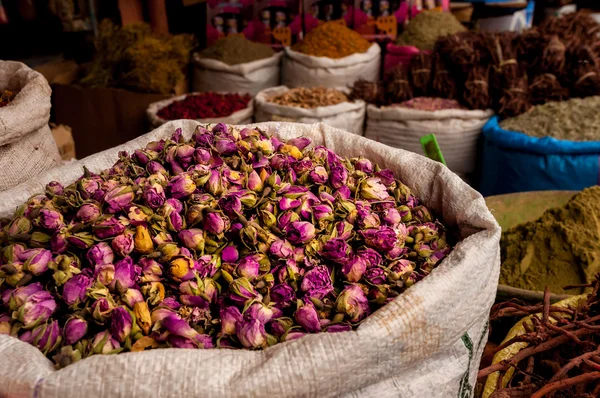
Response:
[[0, 124, 452, 368]]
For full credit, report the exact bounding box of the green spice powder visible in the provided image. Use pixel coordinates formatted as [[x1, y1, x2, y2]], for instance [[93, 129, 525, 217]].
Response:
[[200, 36, 275, 65], [500, 187, 600, 294], [499, 96, 600, 141], [396, 11, 466, 51]]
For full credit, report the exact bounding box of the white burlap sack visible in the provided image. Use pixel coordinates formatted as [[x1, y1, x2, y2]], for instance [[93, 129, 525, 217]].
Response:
[[364, 105, 494, 180], [0, 61, 61, 191], [146, 93, 254, 128], [0, 121, 500, 398], [192, 52, 282, 95], [282, 44, 381, 89], [254, 86, 365, 135]]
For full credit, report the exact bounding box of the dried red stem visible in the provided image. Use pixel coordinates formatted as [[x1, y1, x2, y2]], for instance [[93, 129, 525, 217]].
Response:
[[530, 372, 600, 398]]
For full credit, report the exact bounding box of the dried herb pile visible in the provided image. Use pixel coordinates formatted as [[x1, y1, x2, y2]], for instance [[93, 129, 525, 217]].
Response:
[[292, 21, 371, 59], [0, 90, 14, 108], [200, 36, 274, 66], [268, 87, 349, 108], [353, 12, 600, 118], [80, 20, 194, 95], [396, 11, 466, 51], [157, 93, 252, 121], [500, 96, 600, 141], [479, 283, 600, 397], [392, 97, 465, 112], [0, 124, 453, 368], [500, 187, 600, 294]]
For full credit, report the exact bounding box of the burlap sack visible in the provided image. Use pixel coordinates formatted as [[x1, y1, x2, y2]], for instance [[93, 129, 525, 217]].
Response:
[[192, 52, 282, 96], [364, 105, 494, 182], [146, 93, 254, 128], [254, 86, 365, 136], [0, 121, 500, 398], [0, 61, 61, 191], [282, 44, 381, 89]]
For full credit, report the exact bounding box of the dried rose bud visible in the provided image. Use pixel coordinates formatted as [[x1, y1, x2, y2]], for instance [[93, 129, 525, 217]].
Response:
[[245, 302, 274, 324], [76, 203, 102, 223], [63, 274, 93, 306], [147, 160, 167, 176], [91, 330, 121, 355], [8, 216, 32, 238], [229, 277, 261, 305], [342, 256, 367, 283], [104, 185, 135, 213], [134, 225, 154, 254], [294, 301, 321, 333], [268, 317, 294, 337], [93, 217, 126, 239], [361, 227, 398, 252], [326, 324, 352, 333], [336, 284, 370, 323], [364, 266, 387, 285], [30, 231, 52, 248], [168, 174, 196, 199], [178, 229, 205, 252], [247, 170, 264, 192], [360, 178, 390, 201], [78, 177, 102, 200], [221, 246, 239, 263], [357, 248, 382, 267], [219, 194, 242, 217], [142, 182, 166, 209], [220, 306, 242, 336], [236, 257, 260, 279], [285, 221, 316, 245], [270, 283, 296, 308], [237, 317, 267, 349], [94, 264, 115, 286], [309, 166, 328, 184], [91, 298, 114, 323], [87, 242, 114, 266], [66, 232, 95, 250], [120, 287, 143, 308], [0, 313, 11, 335], [7, 282, 43, 311], [21, 248, 52, 276], [169, 257, 194, 281], [375, 169, 395, 185], [110, 257, 139, 292], [283, 331, 305, 341], [17, 291, 57, 328], [203, 212, 228, 235], [112, 233, 134, 257], [320, 239, 351, 262], [110, 306, 133, 343], [354, 158, 374, 174], [36, 209, 65, 232], [46, 181, 64, 197], [20, 320, 62, 354], [269, 239, 294, 259], [134, 301, 151, 334], [64, 317, 88, 345], [300, 265, 333, 300]]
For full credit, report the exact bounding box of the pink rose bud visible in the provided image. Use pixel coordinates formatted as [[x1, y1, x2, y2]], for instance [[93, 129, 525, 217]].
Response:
[[37, 209, 65, 231], [143, 182, 166, 209], [91, 330, 121, 355], [300, 265, 333, 300], [17, 291, 57, 328], [237, 318, 267, 349], [270, 283, 296, 308], [221, 246, 239, 263], [93, 217, 126, 239], [329, 162, 348, 189], [62, 274, 93, 306], [203, 212, 228, 235], [354, 158, 374, 173], [294, 301, 321, 333], [20, 320, 62, 354], [342, 257, 367, 283], [220, 306, 242, 336], [360, 177, 391, 201], [285, 221, 316, 245], [86, 242, 115, 266], [336, 284, 370, 323], [178, 229, 205, 252], [112, 233, 135, 257], [76, 203, 102, 223], [22, 248, 52, 276], [269, 239, 294, 259], [104, 185, 135, 213], [110, 306, 133, 343], [7, 282, 44, 311], [168, 174, 196, 199], [64, 317, 88, 345]]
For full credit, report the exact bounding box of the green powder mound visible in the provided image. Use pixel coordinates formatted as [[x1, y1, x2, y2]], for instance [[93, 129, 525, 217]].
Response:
[[200, 36, 275, 65], [499, 96, 600, 141], [500, 187, 600, 294], [396, 11, 466, 51]]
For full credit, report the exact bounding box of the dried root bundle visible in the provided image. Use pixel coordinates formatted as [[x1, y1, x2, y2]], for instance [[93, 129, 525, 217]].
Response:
[[529, 73, 567, 105], [386, 66, 413, 104], [409, 52, 432, 97]]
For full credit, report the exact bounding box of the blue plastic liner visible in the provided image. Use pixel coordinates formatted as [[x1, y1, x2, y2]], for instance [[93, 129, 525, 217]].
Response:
[[479, 116, 600, 196]]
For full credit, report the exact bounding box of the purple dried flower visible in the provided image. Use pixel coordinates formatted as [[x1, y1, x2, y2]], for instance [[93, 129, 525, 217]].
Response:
[[360, 178, 390, 201], [336, 285, 370, 323], [221, 246, 239, 263], [383, 208, 402, 226], [143, 182, 166, 209], [21, 248, 52, 276], [46, 181, 64, 197], [219, 194, 242, 217], [17, 291, 57, 328], [357, 248, 382, 267], [104, 185, 135, 213], [62, 274, 92, 306], [220, 306, 242, 336], [64, 317, 88, 345], [326, 324, 352, 333], [110, 257, 139, 291], [364, 267, 387, 285], [300, 265, 333, 299], [269, 239, 294, 259], [286, 222, 316, 245], [168, 174, 196, 199], [229, 277, 261, 305], [95, 264, 115, 286], [270, 284, 296, 308], [294, 301, 321, 333], [178, 229, 205, 252], [203, 212, 228, 235], [93, 217, 126, 239], [112, 233, 134, 257], [329, 162, 348, 189], [247, 170, 263, 192], [91, 330, 121, 354], [320, 239, 351, 262], [215, 139, 237, 155], [110, 306, 133, 343], [20, 320, 62, 354], [287, 137, 311, 150], [361, 227, 398, 252], [7, 282, 43, 311], [87, 242, 115, 266], [147, 161, 167, 175], [236, 257, 260, 279], [76, 203, 102, 223], [237, 318, 267, 349], [37, 209, 64, 231], [341, 256, 367, 283], [245, 302, 274, 323], [355, 158, 374, 173]]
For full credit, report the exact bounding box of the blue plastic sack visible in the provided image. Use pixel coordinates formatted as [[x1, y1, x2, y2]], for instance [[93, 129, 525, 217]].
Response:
[[479, 116, 600, 196]]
